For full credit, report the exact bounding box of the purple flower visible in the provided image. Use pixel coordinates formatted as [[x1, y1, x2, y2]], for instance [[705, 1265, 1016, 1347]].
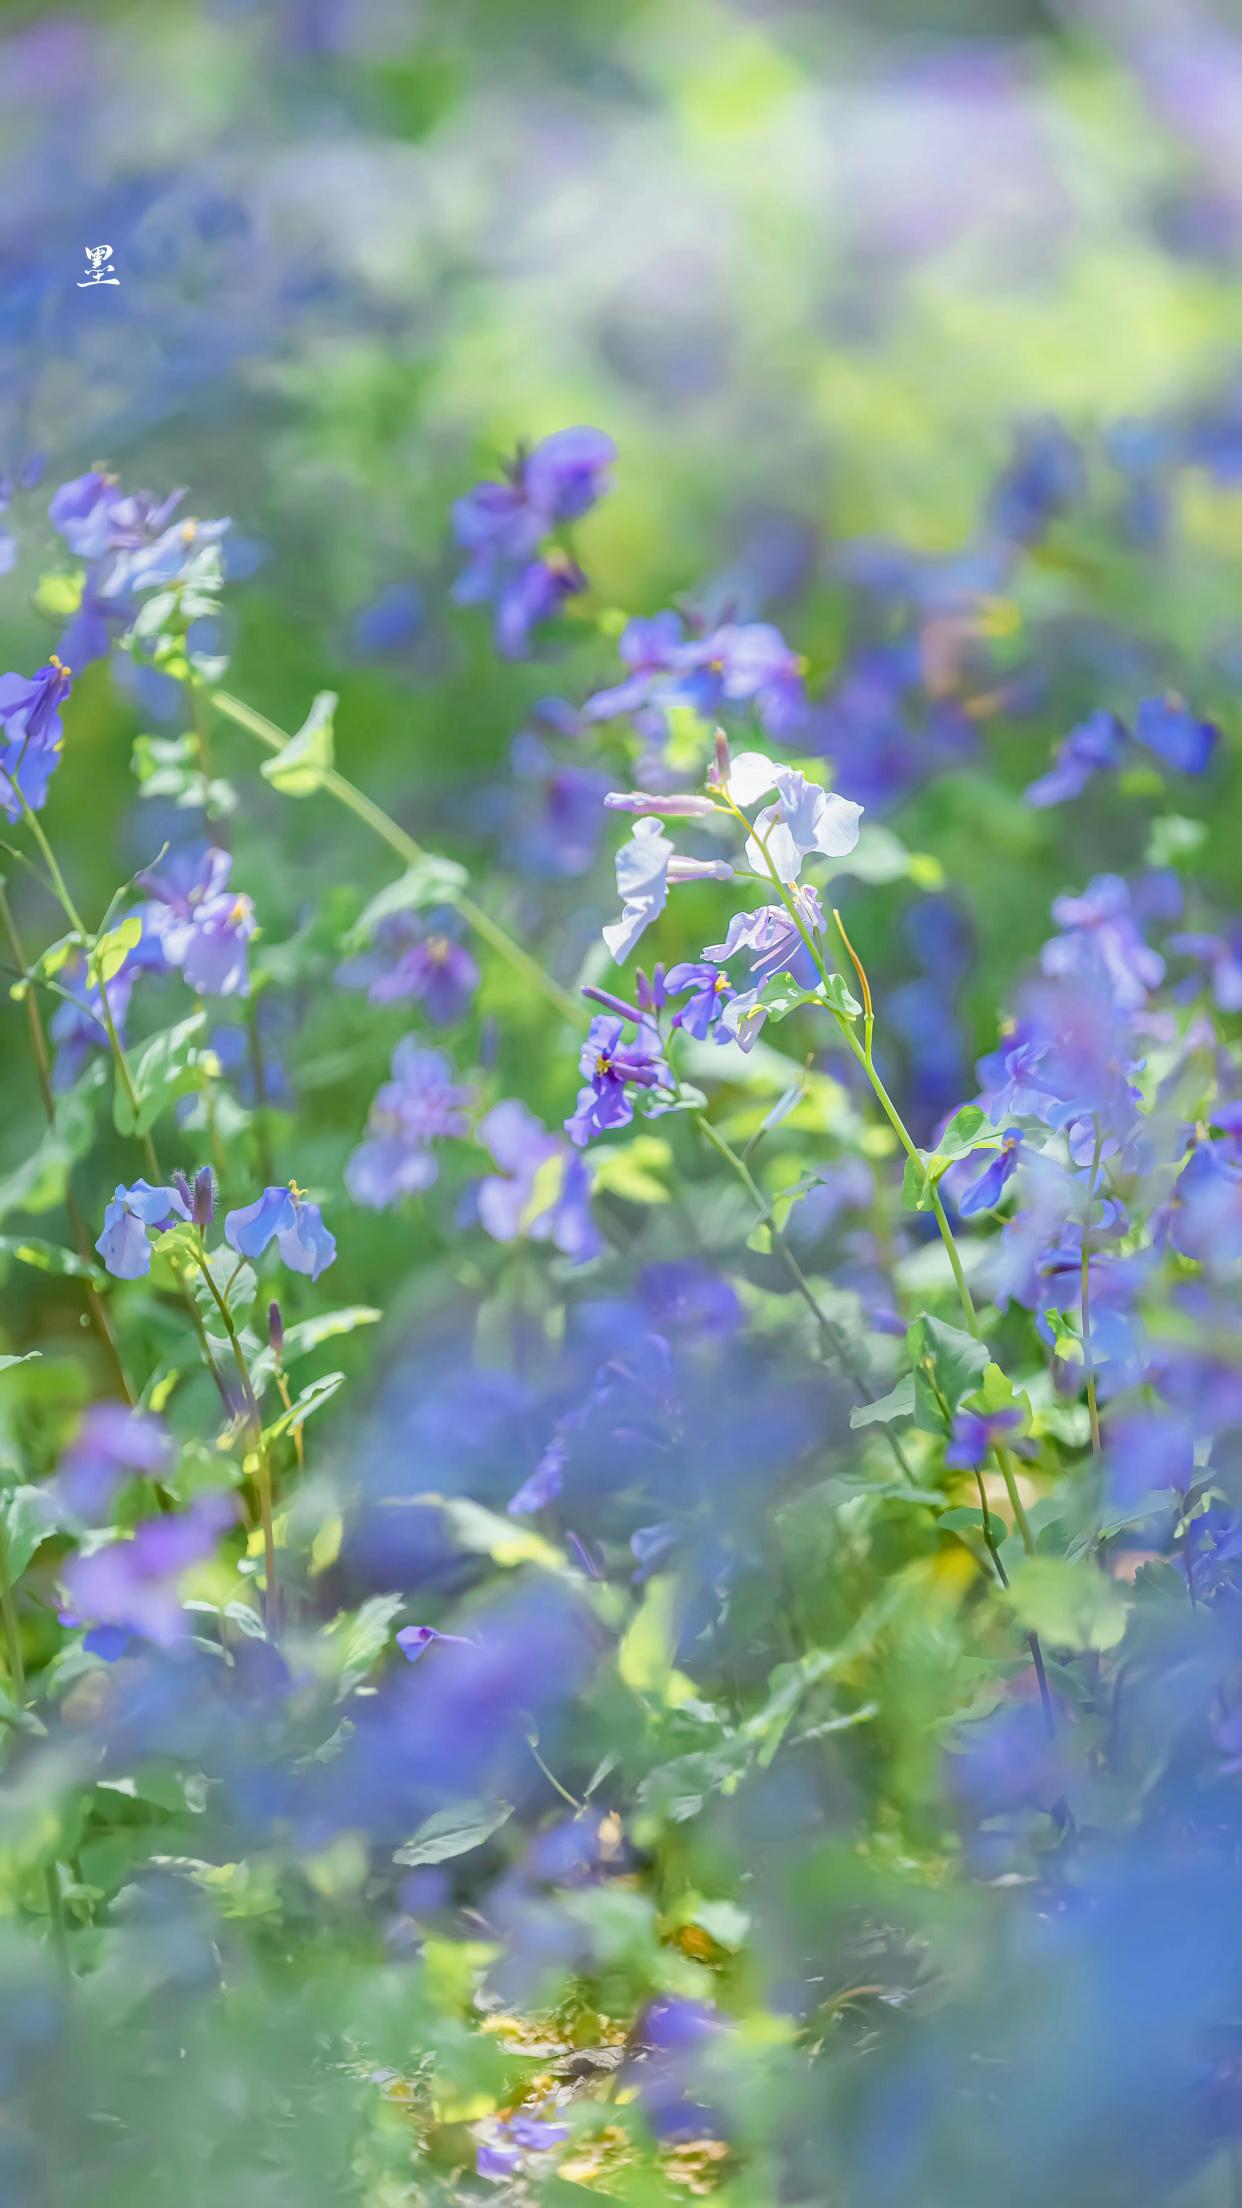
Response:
[[1134, 693, 1219, 776], [584, 612, 808, 744], [49, 468, 129, 560], [337, 910, 478, 1027], [477, 1100, 601, 1260], [395, 1624, 473, 1663], [346, 1040, 472, 1210], [224, 1183, 336, 1279], [944, 1406, 1025, 1470], [957, 1132, 1024, 1216], [138, 845, 255, 997], [565, 1016, 668, 1147], [1168, 928, 1242, 1012], [1042, 875, 1164, 1011], [705, 883, 826, 993], [0, 657, 73, 820], [49, 952, 135, 1091], [61, 1494, 235, 1654], [502, 722, 608, 879], [664, 960, 735, 1040], [453, 428, 614, 658], [58, 1404, 172, 1520], [985, 418, 1084, 546], [96, 1180, 192, 1280], [476, 2109, 568, 2179], [1025, 710, 1129, 809]]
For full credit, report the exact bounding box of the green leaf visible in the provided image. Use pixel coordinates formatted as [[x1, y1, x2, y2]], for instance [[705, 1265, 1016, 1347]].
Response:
[[1006, 1556, 1129, 1653], [260, 1371, 344, 1445], [90, 915, 142, 988], [0, 1129, 74, 1225], [758, 973, 826, 1021], [251, 1304, 381, 1381], [907, 1313, 989, 1434], [850, 1375, 915, 1429], [902, 1108, 1001, 1210], [394, 1800, 514, 1868], [3, 1485, 67, 1580], [350, 854, 470, 945], [319, 1593, 405, 1694], [0, 1236, 103, 1285], [114, 1012, 211, 1137], [618, 1575, 681, 1699], [260, 690, 337, 796], [820, 972, 863, 1019]]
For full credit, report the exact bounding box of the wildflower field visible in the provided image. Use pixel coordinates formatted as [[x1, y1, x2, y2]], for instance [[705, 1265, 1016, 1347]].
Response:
[[3, 1, 1242, 2202]]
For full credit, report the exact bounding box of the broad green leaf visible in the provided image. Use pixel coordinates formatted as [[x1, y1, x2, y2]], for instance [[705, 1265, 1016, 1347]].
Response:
[[902, 1108, 1000, 1210], [114, 1012, 212, 1137], [260, 690, 337, 796], [758, 973, 827, 1021], [394, 1799, 514, 1868], [850, 1375, 915, 1429], [0, 1129, 74, 1225], [251, 1304, 381, 1380], [260, 1371, 344, 1445], [1006, 1556, 1129, 1653], [907, 1313, 989, 1434], [191, 1246, 257, 1325], [589, 1136, 671, 1206], [90, 915, 142, 988], [0, 1235, 104, 1287], [319, 1593, 404, 1694], [3, 1485, 67, 1580]]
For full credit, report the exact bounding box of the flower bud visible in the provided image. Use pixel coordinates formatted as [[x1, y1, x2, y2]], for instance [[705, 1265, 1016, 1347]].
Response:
[[171, 1170, 193, 1214], [713, 726, 732, 786], [193, 1165, 216, 1228], [267, 1299, 284, 1362]]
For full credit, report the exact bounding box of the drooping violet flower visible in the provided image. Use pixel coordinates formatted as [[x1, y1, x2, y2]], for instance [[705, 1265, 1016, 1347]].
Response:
[[336, 909, 478, 1026], [57, 1404, 173, 1521], [0, 657, 73, 820], [476, 1099, 602, 1260], [957, 1132, 1024, 1216], [602, 817, 735, 964], [583, 612, 808, 744], [96, 1180, 192, 1280], [1025, 695, 1217, 808], [346, 1040, 472, 1209], [137, 844, 255, 997], [224, 1183, 336, 1280], [565, 1016, 669, 1147], [705, 884, 827, 992], [1168, 927, 1242, 1012], [61, 1493, 235, 1656]]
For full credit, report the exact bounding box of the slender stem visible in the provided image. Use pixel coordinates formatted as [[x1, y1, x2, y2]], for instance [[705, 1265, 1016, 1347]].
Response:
[[212, 689, 581, 1022], [0, 889, 136, 1402], [1081, 1122, 1104, 1458], [694, 1110, 918, 1485], [192, 1246, 278, 1632], [275, 1367, 305, 1473], [727, 802, 1040, 1560], [0, 1526, 25, 1700]]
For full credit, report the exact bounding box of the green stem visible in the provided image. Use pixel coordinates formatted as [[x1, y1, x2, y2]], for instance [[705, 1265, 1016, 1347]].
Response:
[[1081, 1122, 1104, 1458], [724, 793, 1039, 1561], [694, 1111, 918, 1485], [212, 689, 580, 1023], [192, 1246, 278, 1633], [0, 888, 136, 1403]]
